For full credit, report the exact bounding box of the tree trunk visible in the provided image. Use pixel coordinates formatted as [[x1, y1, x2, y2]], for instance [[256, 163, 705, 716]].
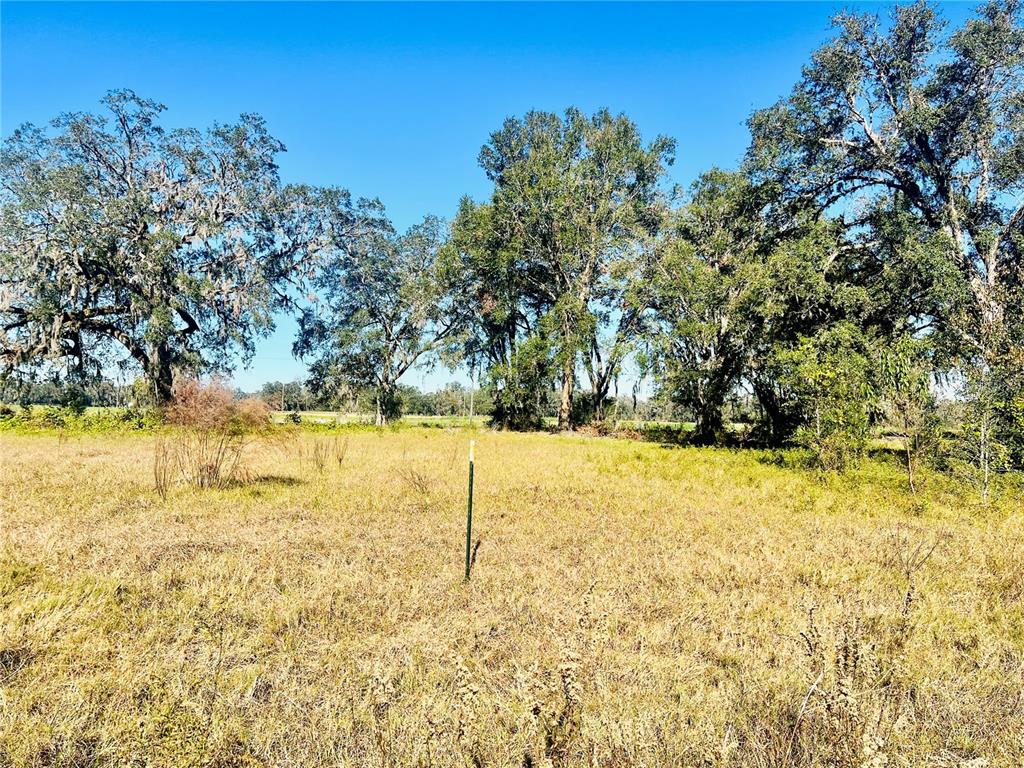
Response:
[[692, 376, 726, 445], [905, 438, 917, 494], [980, 413, 991, 505], [692, 402, 725, 446], [557, 310, 577, 431], [376, 380, 399, 426], [592, 372, 612, 423], [558, 349, 575, 431], [147, 347, 174, 406], [753, 377, 791, 447]]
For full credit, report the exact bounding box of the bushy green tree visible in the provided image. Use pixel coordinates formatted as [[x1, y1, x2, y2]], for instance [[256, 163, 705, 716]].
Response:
[[952, 323, 1024, 501], [452, 108, 674, 430], [744, 219, 879, 445], [647, 170, 911, 449], [877, 336, 941, 492], [775, 323, 876, 471], [648, 170, 766, 444], [485, 334, 555, 431]]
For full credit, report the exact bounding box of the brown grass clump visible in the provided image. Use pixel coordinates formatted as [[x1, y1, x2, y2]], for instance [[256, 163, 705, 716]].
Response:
[[0, 428, 1022, 766], [300, 434, 349, 476], [157, 378, 272, 493]]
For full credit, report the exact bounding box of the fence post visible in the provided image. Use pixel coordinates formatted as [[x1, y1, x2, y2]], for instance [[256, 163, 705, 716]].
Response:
[[465, 440, 475, 580]]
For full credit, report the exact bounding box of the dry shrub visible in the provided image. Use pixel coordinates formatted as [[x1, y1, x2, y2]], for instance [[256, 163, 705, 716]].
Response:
[[165, 378, 270, 434], [154, 438, 173, 500], [302, 435, 349, 475], [612, 426, 644, 441], [397, 452, 434, 495], [522, 650, 586, 768], [155, 378, 272, 492], [881, 524, 945, 586]]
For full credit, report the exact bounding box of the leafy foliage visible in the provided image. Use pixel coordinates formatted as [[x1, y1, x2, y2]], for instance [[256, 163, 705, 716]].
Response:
[[746, 0, 1024, 474], [775, 323, 876, 471], [876, 336, 941, 492], [295, 215, 466, 425], [452, 108, 674, 429], [0, 90, 373, 402]]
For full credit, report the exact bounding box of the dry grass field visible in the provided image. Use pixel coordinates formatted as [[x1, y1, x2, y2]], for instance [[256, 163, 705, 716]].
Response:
[[1, 427, 1022, 767]]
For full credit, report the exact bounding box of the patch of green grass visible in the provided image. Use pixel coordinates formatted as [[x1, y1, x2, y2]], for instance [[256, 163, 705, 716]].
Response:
[[0, 404, 163, 434]]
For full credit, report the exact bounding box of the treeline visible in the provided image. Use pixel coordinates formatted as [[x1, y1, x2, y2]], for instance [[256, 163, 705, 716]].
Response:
[[2, 2, 1022, 487], [0, 376, 687, 424], [256, 380, 694, 423], [254, 380, 496, 418]]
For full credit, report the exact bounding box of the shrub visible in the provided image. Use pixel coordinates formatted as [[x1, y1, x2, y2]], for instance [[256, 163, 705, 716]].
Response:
[[0, 403, 164, 433], [877, 337, 941, 493], [36, 406, 69, 430], [776, 324, 875, 471], [157, 379, 272, 492], [117, 405, 164, 430], [301, 435, 348, 475]]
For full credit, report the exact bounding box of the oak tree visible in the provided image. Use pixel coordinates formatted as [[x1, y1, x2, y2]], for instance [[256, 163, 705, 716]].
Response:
[[0, 90, 369, 402], [456, 108, 674, 430]]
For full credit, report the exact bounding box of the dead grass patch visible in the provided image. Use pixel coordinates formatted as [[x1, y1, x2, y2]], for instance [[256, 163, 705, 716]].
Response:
[[0, 428, 1021, 766]]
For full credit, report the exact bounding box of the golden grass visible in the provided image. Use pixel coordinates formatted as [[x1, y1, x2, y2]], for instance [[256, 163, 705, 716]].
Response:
[[0, 428, 1022, 767]]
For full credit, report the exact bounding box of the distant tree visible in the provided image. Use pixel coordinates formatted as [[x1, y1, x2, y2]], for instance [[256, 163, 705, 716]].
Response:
[[259, 380, 312, 412], [0, 90, 374, 403], [434, 382, 468, 417], [295, 215, 466, 425], [0, 377, 63, 407], [454, 108, 674, 430], [396, 384, 433, 417]]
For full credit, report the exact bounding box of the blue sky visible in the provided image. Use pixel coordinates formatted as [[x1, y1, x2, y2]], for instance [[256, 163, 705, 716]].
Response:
[[1, 1, 975, 392]]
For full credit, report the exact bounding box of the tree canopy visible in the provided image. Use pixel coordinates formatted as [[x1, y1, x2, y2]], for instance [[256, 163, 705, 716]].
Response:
[[452, 107, 674, 429], [294, 215, 466, 425], [0, 90, 373, 402], [748, 0, 1024, 360]]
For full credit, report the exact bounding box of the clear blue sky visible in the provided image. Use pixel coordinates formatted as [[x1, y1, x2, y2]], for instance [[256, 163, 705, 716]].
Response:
[[1, 1, 974, 393]]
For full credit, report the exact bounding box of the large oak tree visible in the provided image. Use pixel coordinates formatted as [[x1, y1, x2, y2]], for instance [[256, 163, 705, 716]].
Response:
[[0, 90, 370, 402], [747, 0, 1024, 365]]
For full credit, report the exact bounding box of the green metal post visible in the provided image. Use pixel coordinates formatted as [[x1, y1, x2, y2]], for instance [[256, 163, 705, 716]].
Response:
[[465, 440, 475, 580]]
